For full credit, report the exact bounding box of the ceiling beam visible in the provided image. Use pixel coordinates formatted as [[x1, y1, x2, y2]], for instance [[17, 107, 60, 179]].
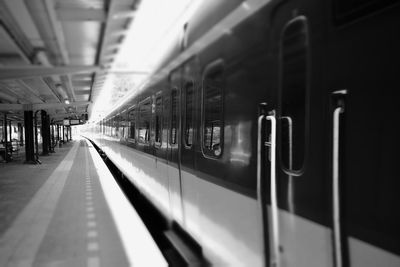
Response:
[[0, 104, 23, 111], [73, 80, 92, 87], [56, 8, 106, 21], [0, 66, 101, 80], [35, 101, 91, 110], [75, 90, 91, 95], [0, 101, 91, 111], [50, 112, 86, 119]]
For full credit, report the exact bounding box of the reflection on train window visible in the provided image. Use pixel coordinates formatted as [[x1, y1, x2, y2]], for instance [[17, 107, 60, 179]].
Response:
[[121, 111, 128, 139], [202, 61, 224, 158], [163, 96, 170, 147], [184, 82, 194, 147], [171, 89, 178, 145], [111, 117, 116, 136], [114, 115, 120, 138], [139, 101, 151, 144], [155, 96, 162, 145], [280, 16, 309, 172], [128, 108, 136, 141]]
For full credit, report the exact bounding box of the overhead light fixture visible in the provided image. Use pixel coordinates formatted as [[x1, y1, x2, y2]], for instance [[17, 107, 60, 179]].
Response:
[[64, 99, 70, 104], [56, 83, 68, 99]]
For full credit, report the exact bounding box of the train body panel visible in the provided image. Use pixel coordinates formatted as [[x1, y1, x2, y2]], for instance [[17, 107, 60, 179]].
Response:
[[83, 0, 400, 265]]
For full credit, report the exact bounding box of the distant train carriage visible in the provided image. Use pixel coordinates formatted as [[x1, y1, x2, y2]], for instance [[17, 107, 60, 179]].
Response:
[[84, 0, 400, 266]]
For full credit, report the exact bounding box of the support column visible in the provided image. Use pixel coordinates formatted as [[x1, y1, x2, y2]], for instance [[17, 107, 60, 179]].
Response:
[[69, 126, 72, 140], [62, 125, 65, 143], [34, 110, 40, 163], [18, 123, 24, 146], [41, 110, 49, 156], [46, 115, 53, 153], [8, 119, 13, 160], [57, 124, 61, 147], [8, 119, 12, 144], [50, 119, 55, 153], [24, 111, 35, 163], [2, 113, 8, 162]]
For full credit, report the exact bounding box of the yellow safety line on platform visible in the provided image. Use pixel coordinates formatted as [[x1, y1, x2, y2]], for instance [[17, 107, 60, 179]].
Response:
[[0, 142, 80, 267]]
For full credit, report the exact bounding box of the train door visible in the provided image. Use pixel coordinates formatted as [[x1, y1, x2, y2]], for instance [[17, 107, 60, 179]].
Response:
[[168, 69, 184, 224], [326, 1, 400, 266], [259, 1, 333, 266]]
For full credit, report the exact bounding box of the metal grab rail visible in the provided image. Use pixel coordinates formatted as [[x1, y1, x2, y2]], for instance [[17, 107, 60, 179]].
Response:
[[267, 111, 279, 267], [257, 104, 280, 267], [332, 89, 347, 267], [257, 109, 269, 266]]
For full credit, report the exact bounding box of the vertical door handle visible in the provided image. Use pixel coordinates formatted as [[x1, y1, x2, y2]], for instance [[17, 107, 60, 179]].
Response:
[[257, 104, 280, 267], [257, 104, 269, 266], [267, 111, 280, 267], [332, 89, 347, 267]]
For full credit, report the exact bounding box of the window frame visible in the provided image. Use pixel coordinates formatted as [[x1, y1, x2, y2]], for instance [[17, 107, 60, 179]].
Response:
[[154, 94, 163, 148], [127, 106, 137, 142], [120, 109, 129, 139], [170, 88, 179, 146], [183, 80, 195, 149], [279, 15, 310, 176], [138, 98, 152, 145], [201, 59, 225, 159]]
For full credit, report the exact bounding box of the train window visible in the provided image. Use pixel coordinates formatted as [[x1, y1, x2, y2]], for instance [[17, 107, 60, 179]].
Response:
[[111, 117, 116, 136], [279, 16, 309, 172], [139, 100, 151, 144], [128, 108, 136, 141], [162, 95, 170, 147], [155, 96, 162, 146], [121, 110, 128, 139], [115, 114, 121, 138], [202, 60, 224, 158], [171, 89, 178, 145], [184, 81, 194, 148], [105, 119, 108, 135]]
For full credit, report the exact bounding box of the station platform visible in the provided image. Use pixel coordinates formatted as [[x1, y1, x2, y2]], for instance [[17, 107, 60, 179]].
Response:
[[0, 138, 167, 267]]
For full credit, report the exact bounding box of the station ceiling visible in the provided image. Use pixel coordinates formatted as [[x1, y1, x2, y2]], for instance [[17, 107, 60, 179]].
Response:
[[0, 0, 139, 123]]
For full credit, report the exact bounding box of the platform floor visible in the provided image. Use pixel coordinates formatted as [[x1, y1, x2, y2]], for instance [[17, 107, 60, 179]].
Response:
[[0, 138, 167, 267]]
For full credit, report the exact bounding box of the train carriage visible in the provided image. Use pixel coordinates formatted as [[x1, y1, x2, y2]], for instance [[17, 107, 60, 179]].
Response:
[[84, 0, 400, 266]]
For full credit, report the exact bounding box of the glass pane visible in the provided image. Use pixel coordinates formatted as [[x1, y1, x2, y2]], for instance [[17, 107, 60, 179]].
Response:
[[163, 96, 170, 147], [171, 90, 178, 145], [155, 96, 162, 143], [203, 68, 223, 157], [184, 82, 194, 147], [139, 102, 151, 143], [280, 17, 308, 171], [128, 109, 136, 139]]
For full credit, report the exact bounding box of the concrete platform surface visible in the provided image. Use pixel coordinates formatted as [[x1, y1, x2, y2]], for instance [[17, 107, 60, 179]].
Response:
[[0, 138, 167, 267]]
